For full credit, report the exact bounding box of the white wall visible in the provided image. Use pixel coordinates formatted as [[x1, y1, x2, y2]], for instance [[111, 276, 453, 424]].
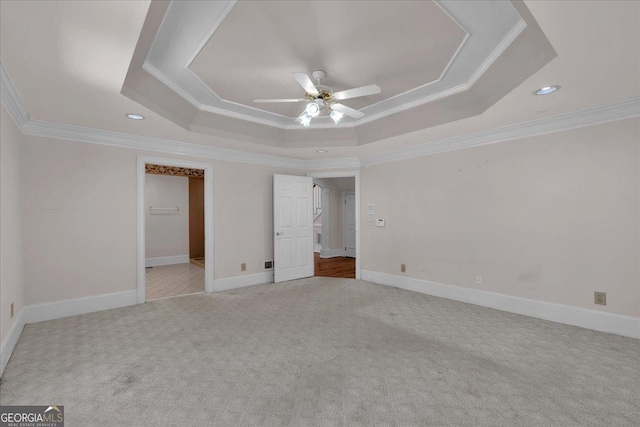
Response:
[[213, 161, 303, 278], [0, 107, 24, 348], [9, 113, 640, 328], [145, 174, 189, 260], [361, 118, 640, 318], [20, 133, 302, 305]]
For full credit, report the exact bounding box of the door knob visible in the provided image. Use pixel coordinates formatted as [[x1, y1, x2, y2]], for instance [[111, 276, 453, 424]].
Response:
[[276, 232, 283, 236]]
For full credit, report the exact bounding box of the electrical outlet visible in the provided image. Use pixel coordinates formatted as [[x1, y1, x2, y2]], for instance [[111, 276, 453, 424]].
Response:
[[11, 302, 14, 318], [594, 292, 606, 306], [476, 275, 482, 285], [401, 264, 406, 273], [367, 218, 374, 226], [241, 263, 247, 272], [265, 261, 273, 269]]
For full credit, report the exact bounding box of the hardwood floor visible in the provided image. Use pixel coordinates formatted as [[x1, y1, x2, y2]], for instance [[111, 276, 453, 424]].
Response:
[[314, 252, 356, 278]]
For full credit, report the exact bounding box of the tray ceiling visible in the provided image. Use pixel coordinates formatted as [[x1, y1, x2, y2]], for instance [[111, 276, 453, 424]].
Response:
[[122, 0, 556, 148], [189, 1, 466, 118]]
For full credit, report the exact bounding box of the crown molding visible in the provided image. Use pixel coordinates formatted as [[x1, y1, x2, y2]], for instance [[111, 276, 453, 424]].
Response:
[[0, 61, 29, 130], [356, 20, 527, 127], [22, 120, 306, 169], [2, 59, 638, 171], [303, 157, 361, 170], [142, 0, 524, 129], [360, 97, 640, 166]]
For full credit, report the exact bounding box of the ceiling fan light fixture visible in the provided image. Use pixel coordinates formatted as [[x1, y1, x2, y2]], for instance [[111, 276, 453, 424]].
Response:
[[305, 102, 320, 118], [330, 109, 344, 124], [297, 112, 312, 127]]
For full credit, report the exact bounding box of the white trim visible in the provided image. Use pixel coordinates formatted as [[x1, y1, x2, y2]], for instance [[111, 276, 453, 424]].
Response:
[[304, 157, 361, 170], [145, 255, 190, 267], [467, 20, 528, 90], [142, 0, 523, 128], [362, 270, 640, 339], [319, 248, 346, 259], [23, 119, 304, 170], [142, 62, 204, 110], [214, 271, 273, 292], [137, 155, 215, 302], [2, 291, 139, 376], [307, 171, 361, 280], [355, 20, 527, 126], [321, 186, 330, 254], [1, 59, 638, 170], [0, 61, 29, 130], [0, 308, 25, 377], [24, 290, 138, 324], [342, 191, 356, 258], [311, 179, 330, 255], [361, 98, 640, 166], [15, 98, 639, 170], [144, 61, 294, 130]]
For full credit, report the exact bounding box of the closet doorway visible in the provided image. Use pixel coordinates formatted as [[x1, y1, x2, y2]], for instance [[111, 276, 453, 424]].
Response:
[[137, 156, 214, 303]]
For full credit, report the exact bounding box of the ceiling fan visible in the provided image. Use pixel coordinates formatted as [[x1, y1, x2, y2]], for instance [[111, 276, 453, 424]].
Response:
[[253, 70, 381, 127]]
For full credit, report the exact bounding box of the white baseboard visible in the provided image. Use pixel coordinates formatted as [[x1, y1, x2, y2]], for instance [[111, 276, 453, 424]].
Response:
[[25, 290, 138, 324], [1, 308, 25, 377], [320, 248, 345, 258], [145, 255, 190, 267], [362, 270, 640, 339], [215, 271, 274, 292]]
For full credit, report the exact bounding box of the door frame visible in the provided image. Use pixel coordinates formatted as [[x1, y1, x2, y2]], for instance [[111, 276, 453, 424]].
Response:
[[137, 155, 214, 303], [306, 170, 361, 280], [343, 192, 356, 258], [312, 179, 330, 255]]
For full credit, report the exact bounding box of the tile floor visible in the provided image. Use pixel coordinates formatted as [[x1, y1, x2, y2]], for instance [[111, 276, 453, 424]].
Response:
[[145, 262, 204, 300]]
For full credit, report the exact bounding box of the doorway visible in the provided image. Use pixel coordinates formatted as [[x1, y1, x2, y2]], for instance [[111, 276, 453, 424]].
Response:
[[307, 172, 360, 280], [137, 156, 214, 303], [143, 167, 204, 300]]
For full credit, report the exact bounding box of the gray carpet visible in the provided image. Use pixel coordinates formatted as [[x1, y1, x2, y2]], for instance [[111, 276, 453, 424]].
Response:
[[1, 277, 638, 426]]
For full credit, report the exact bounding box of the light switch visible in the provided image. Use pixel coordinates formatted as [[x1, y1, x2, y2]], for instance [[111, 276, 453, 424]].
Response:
[[376, 219, 385, 227]]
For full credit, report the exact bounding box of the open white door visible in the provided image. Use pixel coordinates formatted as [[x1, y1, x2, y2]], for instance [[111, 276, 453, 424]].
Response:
[[344, 193, 356, 258], [274, 174, 314, 282]]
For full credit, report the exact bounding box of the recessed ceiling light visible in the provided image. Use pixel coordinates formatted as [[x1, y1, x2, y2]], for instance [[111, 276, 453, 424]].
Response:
[[533, 85, 560, 96], [127, 113, 145, 120], [316, 150, 328, 154]]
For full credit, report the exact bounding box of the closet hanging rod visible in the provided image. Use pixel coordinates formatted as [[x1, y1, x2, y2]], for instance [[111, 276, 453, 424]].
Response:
[[149, 206, 180, 215]]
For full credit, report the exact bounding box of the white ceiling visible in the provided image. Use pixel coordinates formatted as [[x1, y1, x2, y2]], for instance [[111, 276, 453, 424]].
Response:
[[189, 1, 466, 117], [0, 1, 638, 160], [137, 0, 536, 135]]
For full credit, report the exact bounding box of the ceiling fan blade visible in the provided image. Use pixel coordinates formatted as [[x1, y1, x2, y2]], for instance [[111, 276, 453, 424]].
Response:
[[253, 98, 306, 103], [333, 84, 381, 101], [332, 103, 365, 119], [292, 72, 319, 96]]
